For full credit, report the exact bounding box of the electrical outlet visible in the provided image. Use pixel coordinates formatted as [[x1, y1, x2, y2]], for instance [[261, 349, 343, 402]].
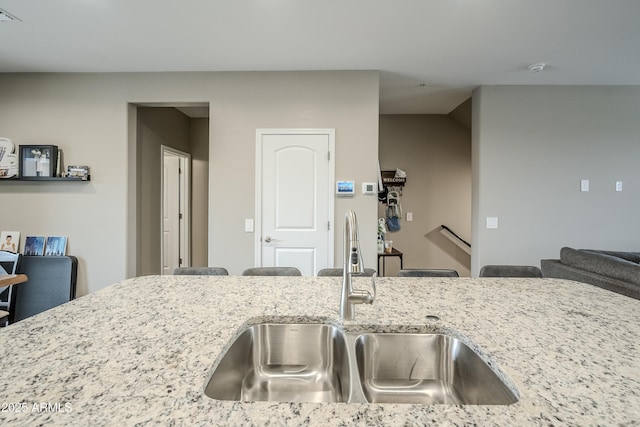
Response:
[[616, 181, 623, 192]]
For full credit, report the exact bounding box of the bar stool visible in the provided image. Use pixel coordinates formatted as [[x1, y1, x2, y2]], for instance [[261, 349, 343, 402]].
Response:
[[397, 269, 459, 277], [479, 265, 542, 278], [241, 267, 302, 276], [173, 267, 229, 275]]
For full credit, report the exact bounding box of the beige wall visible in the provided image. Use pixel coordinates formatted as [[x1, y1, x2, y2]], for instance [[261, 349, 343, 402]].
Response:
[[0, 71, 379, 293], [379, 115, 471, 276], [208, 72, 380, 274], [449, 98, 471, 129], [472, 85, 640, 275], [190, 118, 209, 268]]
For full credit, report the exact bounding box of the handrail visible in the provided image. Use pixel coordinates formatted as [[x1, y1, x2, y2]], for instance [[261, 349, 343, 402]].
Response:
[[440, 225, 471, 254]]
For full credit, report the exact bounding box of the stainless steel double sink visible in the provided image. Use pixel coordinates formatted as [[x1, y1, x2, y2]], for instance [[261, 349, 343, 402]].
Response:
[[204, 321, 519, 405]]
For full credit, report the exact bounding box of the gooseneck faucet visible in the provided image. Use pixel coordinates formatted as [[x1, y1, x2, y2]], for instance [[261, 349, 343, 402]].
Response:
[[340, 210, 376, 321]]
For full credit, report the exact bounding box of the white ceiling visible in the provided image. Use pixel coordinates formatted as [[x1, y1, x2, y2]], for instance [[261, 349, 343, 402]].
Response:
[[1, 0, 639, 114]]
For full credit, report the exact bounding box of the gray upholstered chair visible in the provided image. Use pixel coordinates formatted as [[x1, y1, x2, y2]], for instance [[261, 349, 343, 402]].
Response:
[[173, 267, 229, 275], [479, 265, 543, 278], [397, 269, 459, 277], [241, 267, 302, 276], [317, 268, 377, 277]]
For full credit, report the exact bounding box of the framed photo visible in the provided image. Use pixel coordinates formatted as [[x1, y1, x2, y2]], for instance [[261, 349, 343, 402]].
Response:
[[0, 231, 20, 253], [24, 236, 46, 256], [19, 145, 58, 178], [45, 236, 67, 256], [67, 165, 90, 180]]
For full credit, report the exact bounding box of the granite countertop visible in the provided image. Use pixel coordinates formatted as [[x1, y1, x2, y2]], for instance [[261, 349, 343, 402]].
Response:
[[0, 275, 639, 426]]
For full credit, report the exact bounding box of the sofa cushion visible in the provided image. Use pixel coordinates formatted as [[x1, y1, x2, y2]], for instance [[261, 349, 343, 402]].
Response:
[[582, 250, 640, 264], [560, 247, 640, 286]]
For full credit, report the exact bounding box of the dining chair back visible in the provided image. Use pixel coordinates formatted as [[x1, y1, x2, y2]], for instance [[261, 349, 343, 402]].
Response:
[[173, 267, 229, 275], [241, 267, 302, 276], [479, 265, 543, 278], [397, 269, 459, 277], [317, 268, 377, 277], [0, 250, 20, 274], [0, 250, 21, 325]]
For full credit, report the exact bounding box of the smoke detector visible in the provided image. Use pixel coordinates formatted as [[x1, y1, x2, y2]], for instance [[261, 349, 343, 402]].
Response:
[[0, 8, 20, 22], [528, 63, 546, 73]]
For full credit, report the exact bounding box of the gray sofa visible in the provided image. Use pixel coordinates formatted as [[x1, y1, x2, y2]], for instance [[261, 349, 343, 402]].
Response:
[[541, 247, 640, 300]]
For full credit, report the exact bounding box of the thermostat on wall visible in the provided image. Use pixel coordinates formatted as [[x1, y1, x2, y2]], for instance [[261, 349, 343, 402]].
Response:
[[336, 180, 355, 196], [362, 182, 377, 195]]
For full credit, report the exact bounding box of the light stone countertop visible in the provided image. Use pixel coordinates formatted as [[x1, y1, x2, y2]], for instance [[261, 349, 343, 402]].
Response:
[[0, 275, 639, 426]]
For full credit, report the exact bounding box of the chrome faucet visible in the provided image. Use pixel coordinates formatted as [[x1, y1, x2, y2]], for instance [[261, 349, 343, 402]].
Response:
[[340, 210, 376, 321]]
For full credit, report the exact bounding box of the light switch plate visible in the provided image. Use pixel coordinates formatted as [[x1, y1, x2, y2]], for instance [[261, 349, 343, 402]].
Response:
[[580, 179, 590, 192], [244, 219, 254, 233], [486, 217, 499, 229]]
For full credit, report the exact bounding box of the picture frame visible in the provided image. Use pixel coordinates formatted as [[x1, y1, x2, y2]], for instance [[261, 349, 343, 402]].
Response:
[[67, 165, 90, 180], [24, 236, 46, 256], [45, 236, 67, 256], [0, 231, 20, 253], [18, 145, 58, 178]]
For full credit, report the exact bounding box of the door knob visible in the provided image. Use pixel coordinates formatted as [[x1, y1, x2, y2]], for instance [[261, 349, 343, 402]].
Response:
[[264, 236, 272, 243]]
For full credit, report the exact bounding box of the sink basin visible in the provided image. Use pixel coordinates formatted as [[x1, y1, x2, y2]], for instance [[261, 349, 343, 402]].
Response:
[[205, 321, 519, 405], [354, 333, 518, 405], [204, 323, 351, 403]]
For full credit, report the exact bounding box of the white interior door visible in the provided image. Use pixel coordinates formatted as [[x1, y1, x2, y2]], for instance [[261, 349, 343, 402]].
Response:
[[161, 146, 191, 275], [256, 129, 335, 276], [162, 155, 180, 275]]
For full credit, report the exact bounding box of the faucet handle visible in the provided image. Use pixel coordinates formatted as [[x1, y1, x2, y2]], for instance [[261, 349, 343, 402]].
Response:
[[350, 290, 374, 305], [350, 273, 377, 305]]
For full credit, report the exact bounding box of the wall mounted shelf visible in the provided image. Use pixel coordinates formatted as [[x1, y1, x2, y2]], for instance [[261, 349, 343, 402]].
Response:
[[0, 176, 91, 182]]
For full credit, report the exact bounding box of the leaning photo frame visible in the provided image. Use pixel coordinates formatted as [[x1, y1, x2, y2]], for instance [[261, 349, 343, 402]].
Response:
[[18, 145, 58, 178], [0, 231, 20, 253]]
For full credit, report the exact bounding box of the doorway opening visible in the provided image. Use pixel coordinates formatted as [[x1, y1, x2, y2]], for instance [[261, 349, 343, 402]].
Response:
[[128, 103, 210, 277], [377, 98, 471, 276]]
